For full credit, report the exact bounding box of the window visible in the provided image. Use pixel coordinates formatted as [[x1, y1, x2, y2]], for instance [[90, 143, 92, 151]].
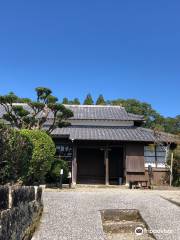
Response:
[[144, 145, 168, 168]]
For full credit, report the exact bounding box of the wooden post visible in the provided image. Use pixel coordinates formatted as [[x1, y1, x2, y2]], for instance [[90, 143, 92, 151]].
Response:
[[72, 144, 77, 187], [155, 145, 158, 168], [170, 151, 174, 187], [105, 148, 109, 185]]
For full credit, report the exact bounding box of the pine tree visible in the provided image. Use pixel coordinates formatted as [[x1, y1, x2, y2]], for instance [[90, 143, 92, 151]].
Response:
[[62, 97, 69, 104], [0, 88, 73, 133], [96, 94, 106, 105], [83, 94, 94, 105]]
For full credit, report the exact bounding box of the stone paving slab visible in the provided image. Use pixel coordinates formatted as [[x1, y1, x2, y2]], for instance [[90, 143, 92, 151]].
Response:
[[32, 189, 180, 240]]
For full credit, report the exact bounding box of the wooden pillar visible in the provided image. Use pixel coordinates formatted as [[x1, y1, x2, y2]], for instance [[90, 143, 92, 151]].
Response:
[[123, 145, 126, 184], [105, 148, 109, 185], [72, 144, 77, 187], [155, 145, 158, 168], [170, 151, 174, 186]]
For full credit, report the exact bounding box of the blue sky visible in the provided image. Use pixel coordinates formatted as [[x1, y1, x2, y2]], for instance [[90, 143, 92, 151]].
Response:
[[0, 1, 179, 117]]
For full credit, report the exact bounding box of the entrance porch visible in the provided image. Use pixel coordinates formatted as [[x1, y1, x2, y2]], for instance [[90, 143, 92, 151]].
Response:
[[72, 141, 125, 186]]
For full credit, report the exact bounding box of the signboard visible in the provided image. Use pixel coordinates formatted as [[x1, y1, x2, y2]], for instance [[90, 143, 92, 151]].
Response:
[[56, 144, 73, 159]]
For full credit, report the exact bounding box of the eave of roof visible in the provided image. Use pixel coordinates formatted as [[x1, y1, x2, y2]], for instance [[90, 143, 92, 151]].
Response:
[[51, 126, 173, 143]]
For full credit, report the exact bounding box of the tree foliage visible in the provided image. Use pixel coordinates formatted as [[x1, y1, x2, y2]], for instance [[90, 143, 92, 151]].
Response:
[[163, 116, 180, 134], [0, 124, 33, 184], [62, 97, 80, 105], [109, 98, 164, 129], [172, 145, 180, 186], [83, 94, 94, 105], [71, 98, 80, 105], [20, 129, 56, 184], [0, 87, 73, 133], [62, 97, 69, 104], [46, 158, 68, 183], [96, 94, 106, 105]]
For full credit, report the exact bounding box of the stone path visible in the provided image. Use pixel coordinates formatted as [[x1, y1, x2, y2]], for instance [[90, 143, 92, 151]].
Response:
[[32, 189, 180, 240]]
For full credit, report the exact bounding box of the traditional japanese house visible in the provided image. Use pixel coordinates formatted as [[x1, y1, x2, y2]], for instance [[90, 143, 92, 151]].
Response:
[[50, 105, 174, 186], [0, 104, 176, 186]]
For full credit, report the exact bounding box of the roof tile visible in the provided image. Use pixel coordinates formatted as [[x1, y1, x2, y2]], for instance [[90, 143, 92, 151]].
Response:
[[51, 126, 172, 142]]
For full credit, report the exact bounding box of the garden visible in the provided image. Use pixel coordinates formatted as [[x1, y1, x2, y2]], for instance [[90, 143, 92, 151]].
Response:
[[0, 88, 71, 239], [0, 87, 72, 187]]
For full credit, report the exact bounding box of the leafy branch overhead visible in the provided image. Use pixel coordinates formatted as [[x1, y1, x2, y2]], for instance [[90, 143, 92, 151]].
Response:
[[0, 87, 73, 133]]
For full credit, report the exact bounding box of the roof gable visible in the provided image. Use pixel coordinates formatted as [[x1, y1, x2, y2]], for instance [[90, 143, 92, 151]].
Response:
[[0, 104, 144, 121]]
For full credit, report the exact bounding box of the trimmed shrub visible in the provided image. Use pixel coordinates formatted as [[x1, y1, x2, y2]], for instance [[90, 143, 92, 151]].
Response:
[[0, 124, 33, 184], [46, 158, 68, 183], [20, 130, 56, 184]]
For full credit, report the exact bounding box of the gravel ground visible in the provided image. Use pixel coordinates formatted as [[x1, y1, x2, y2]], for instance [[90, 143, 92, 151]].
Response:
[[158, 191, 180, 206], [32, 189, 180, 240]]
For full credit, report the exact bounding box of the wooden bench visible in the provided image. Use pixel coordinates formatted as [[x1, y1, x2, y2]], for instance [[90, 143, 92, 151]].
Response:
[[131, 180, 148, 189]]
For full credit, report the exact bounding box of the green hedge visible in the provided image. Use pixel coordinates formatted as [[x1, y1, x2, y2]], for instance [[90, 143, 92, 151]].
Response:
[[20, 129, 56, 184], [0, 124, 33, 184], [46, 158, 68, 183]]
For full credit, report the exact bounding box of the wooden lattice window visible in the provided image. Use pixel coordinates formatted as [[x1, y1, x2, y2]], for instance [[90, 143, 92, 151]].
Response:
[[144, 145, 167, 168]]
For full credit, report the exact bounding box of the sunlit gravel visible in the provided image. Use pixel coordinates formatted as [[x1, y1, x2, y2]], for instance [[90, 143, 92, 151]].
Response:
[[32, 189, 180, 240]]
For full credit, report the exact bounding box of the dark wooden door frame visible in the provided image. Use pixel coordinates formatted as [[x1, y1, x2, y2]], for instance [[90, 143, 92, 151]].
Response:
[[72, 142, 125, 185]]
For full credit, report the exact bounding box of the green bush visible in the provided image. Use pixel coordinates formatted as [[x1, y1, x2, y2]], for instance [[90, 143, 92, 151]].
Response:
[[0, 124, 33, 184], [20, 129, 56, 184], [167, 145, 180, 187], [46, 158, 68, 183], [172, 145, 180, 186]]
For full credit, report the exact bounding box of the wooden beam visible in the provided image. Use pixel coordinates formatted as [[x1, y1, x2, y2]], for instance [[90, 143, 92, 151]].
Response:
[[155, 145, 158, 168], [72, 144, 77, 187], [105, 148, 109, 185], [170, 151, 174, 187]]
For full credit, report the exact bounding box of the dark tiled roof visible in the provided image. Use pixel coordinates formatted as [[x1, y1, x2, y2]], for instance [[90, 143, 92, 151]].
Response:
[[0, 104, 144, 121], [0, 104, 33, 115], [64, 105, 144, 121], [0, 104, 175, 143], [51, 126, 172, 142]]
